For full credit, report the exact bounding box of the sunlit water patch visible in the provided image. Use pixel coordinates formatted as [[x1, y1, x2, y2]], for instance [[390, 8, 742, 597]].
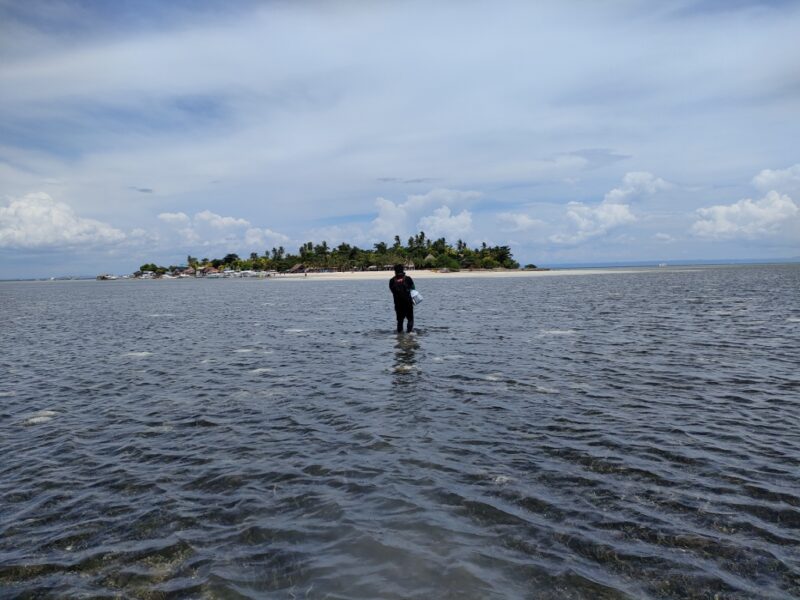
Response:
[[22, 410, 58, 425]]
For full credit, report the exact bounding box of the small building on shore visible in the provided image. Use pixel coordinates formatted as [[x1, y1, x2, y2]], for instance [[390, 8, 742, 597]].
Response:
[[199, 266, 220, 277]]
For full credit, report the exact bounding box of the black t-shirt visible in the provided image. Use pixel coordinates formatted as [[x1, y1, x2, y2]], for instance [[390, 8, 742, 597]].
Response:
[[389, 273, 415, 308]]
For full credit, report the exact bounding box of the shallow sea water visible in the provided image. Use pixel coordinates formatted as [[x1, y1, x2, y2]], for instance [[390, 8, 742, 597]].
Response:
[[1, 265, 799, 599]]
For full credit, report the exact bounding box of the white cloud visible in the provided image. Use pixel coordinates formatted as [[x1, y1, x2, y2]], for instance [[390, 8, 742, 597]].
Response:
[[604, 172, 669, 204], [152, 208, 290, 254], [417, 206, 472, 239], [243, 227, 290, 248], [178, 227, 201, 244], [195, 210, 250, 228], [125, 227, 158, 246], [752, 164, 800, 192], [370, 188, 481, 239], [406, 189, 482, 210], [691, 190, 798, 240], [157, 210, 250, 234], [548, 173, 654, 245], [372, 197, 409, 238], [654, 232, 675, 243], [0, 192, 125, 249], [302, 223, 373, 249], [157, 211, 189, 224], [550, 201, 637, 244], [498, 212, 544, 232]]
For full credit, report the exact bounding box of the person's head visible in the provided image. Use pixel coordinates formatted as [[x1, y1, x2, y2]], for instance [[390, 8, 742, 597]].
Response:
[[394, 264, 405, 275]]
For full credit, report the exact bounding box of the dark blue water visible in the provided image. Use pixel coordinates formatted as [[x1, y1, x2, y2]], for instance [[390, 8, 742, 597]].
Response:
[[1, 266, 799, 599]]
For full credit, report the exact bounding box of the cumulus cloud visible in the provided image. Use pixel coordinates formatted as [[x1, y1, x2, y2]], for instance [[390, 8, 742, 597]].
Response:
[[654, 232, 676, 243], [0, 192, 126, 249], [604, 172, 669, 204], [244, 227, 290, 248], [300, 223, 374, 249], [372, 197, 409, 238], [550, 201, 636, 244], [691, 191, 798, 240], [195, 210, 250, 228], [498, 212, 544, 232], [752, 164, 800, 192], [371, 188, 481, 239], [158, 211, 189, 224], [177, 227, 201, 244], [154, 208, 289, 253], [548, 172, 659, 245], [417, 206, 472, 239]]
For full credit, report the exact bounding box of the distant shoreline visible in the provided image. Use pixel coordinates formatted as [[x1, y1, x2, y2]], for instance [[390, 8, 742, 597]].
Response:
[[2, 267, 630, 282], [267, 267, 643, 281], [2, 261, 799, 283]]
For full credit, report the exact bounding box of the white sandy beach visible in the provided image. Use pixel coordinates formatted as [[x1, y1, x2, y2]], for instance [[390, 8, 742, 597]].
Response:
[[267, 267, 668, 282]]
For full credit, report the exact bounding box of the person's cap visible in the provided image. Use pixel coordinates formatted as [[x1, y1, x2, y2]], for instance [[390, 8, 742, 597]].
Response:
[[394, 264, 404, 274]]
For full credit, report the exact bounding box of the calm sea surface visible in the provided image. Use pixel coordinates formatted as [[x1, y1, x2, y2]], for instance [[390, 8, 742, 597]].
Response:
[[1, 265, 799, 599]]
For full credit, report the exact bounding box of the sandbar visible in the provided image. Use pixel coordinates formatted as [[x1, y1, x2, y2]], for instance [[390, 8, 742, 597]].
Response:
[[267, 267, 668, 282]]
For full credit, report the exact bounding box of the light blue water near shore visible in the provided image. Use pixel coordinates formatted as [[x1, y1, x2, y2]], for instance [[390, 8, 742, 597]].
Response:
[[1, 265, 799, 599]]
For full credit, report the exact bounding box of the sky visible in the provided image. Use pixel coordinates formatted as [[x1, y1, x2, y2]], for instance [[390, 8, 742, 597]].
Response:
[[1, 0, 799, 278]]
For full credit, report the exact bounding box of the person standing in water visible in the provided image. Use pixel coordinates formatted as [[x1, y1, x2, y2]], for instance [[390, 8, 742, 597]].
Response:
[[389, 264, 415, 333]]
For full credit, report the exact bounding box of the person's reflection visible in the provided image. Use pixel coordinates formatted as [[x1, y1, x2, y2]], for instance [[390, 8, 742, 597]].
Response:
[[392, 334, 419, 385]]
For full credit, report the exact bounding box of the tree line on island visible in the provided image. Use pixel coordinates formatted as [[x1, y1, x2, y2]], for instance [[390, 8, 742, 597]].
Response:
[[139, 232, 537, 275]]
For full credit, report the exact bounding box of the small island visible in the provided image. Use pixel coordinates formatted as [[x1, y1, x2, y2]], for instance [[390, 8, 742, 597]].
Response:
[[115, 232, 542, 279]]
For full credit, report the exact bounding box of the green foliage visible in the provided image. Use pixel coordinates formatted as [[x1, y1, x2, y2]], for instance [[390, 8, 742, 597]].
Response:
[[434, 254, 460, 270], [222, 253, 240, 267]]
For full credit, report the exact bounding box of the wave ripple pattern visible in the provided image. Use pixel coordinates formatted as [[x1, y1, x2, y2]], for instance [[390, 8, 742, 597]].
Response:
[[1, 266, 799, 599]]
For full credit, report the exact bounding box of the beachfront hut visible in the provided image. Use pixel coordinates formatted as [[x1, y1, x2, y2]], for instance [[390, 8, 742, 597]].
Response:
[[287, 263, 306, 274]]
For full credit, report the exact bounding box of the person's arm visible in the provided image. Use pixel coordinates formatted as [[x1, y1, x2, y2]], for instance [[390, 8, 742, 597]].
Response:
[[407, 275, 415, 290]]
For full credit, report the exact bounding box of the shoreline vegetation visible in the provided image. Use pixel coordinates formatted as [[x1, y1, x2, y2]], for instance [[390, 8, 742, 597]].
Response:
[[105, 232, 546, 280]]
